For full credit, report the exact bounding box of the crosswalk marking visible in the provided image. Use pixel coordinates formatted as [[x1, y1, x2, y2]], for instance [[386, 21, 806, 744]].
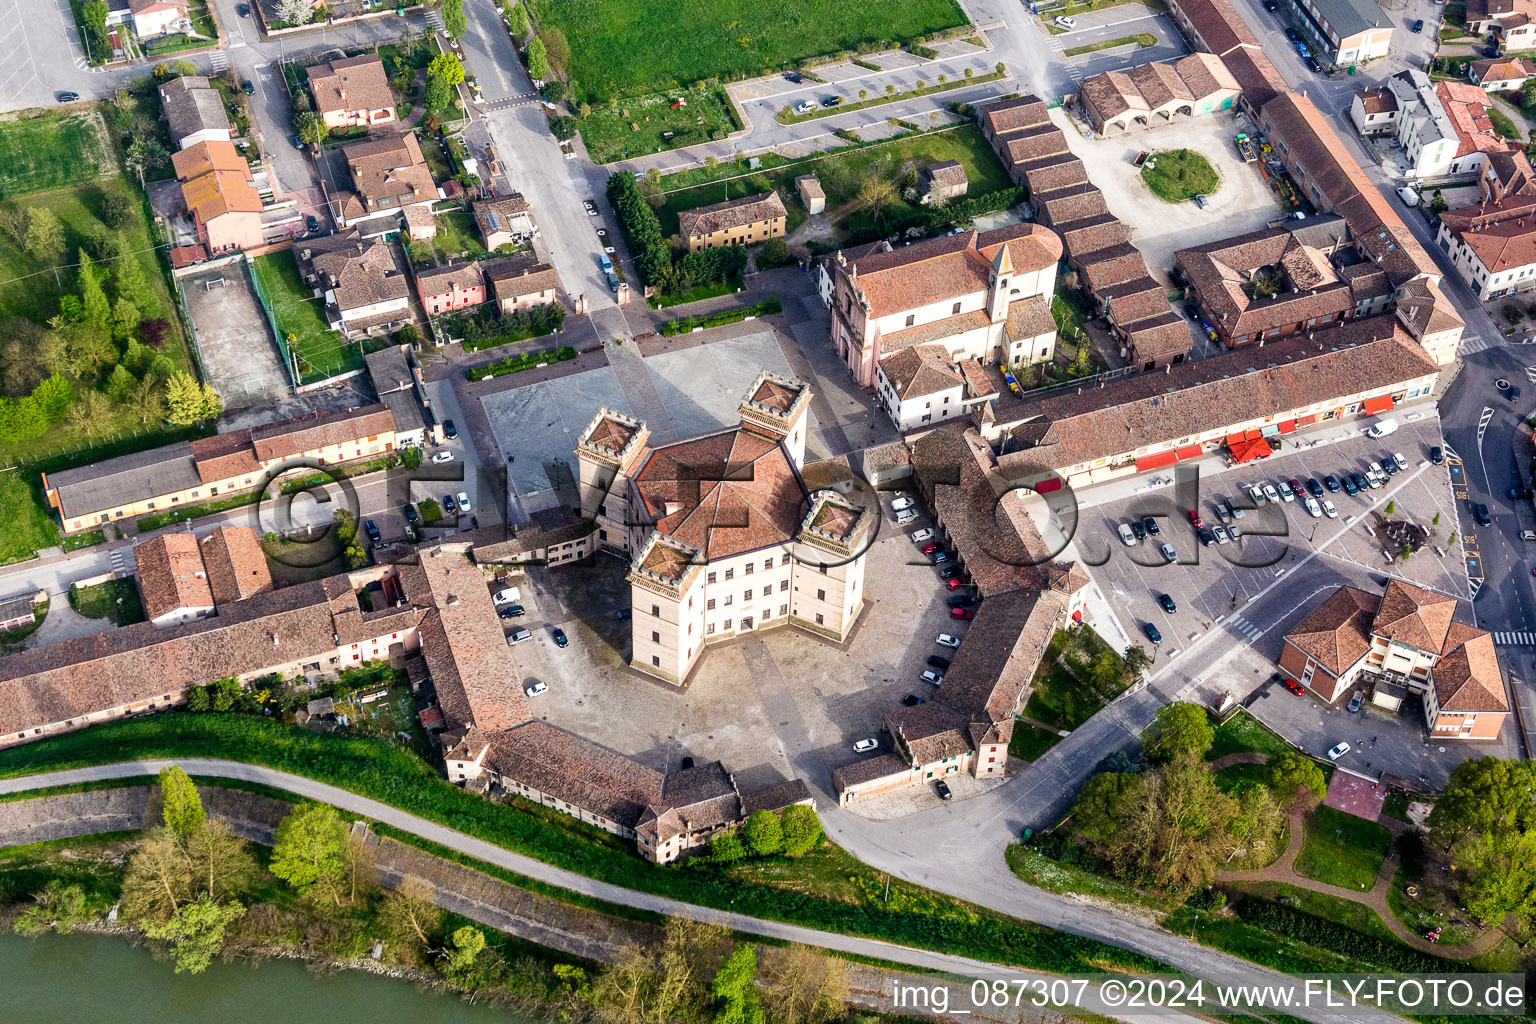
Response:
[[1228, 614, 1263, 641], [1494, 631, 1536, 645], [1459, 334, 1494, 355], [208, 50, 228, 72], [1441, 441, 1462, 462]]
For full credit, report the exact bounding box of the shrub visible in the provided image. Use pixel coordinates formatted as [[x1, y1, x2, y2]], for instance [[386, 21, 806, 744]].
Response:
[[466, 345, 577, 382], [606, 171, 671, 288], [658, 297, 781, 336], [743, 809, 783, 856], [1232, 897, 1451, 973], [909, 44, 938, 59]]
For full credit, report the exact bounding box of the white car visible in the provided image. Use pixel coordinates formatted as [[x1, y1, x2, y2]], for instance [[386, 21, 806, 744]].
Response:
[[1247, 483, 1267, 507], [506, 628, 532, 646], [853, 737, 879, 754], [794, 101, 814, 114], [493, 587, 521, 606], [1160, 542, 1179, 564], [1392, 452, 1408, 471], [1304, 496, 1323, 518], [891, 495, 915, 512], [524, 681, 548, 697], [921, 669, 944, 685], [1262, 483, 1282, 504], [430, 451, 455, 464], [911, 527, 935, 543], [1327, 741, 1351, 760], [458, 490, 472, 511], [1396, 186, 1419, 207], [895, 509, 918, 525], [1322, 499, 1339, 518], [936, 633, 961, 648], [1053, 14, 1077, 27], [1117, 522, 1137, 546], [1275, 482, 1295, 502]]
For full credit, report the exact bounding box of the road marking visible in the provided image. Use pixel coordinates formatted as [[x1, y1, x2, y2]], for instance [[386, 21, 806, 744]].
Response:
[[1478, 406, 1495, 445], [1494, 631, 1536, 644], [1526, 365, 1536, 384]]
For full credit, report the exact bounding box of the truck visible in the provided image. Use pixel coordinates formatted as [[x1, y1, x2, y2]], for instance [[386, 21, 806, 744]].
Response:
[[1235, 133, 1257, 162]]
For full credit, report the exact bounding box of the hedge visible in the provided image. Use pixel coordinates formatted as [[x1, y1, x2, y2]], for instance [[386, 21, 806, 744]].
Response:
[[659, 297, 782, 336], [467, 346, 577, 382], [1231, 897, 1454, 974]]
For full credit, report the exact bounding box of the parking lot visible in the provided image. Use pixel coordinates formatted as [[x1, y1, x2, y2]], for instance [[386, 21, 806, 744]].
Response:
[[482, 490, 981, 807], [1080, 411, 1465, 657]]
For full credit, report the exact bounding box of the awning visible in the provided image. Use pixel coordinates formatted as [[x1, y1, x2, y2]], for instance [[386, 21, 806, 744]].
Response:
[[1362, 394, 1394, 414], [1230, 437, 1273, 463], [1278, 419, 1297, 434], [1034, 477, 1063, 494], [1136, 450, 1179, 471], [1299, 414, 1318, 426], [1174, 444, 1203, 461], [1260, 424, 1280, 438], [1225, 432, 1247, 447]]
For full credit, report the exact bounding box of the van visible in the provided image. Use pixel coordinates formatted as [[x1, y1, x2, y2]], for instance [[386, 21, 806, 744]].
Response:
[[1520, 530, 1536, 541], [493, 587, 521, 605], [1366, 417, 1398, 438], [507, 629, 532, 646]]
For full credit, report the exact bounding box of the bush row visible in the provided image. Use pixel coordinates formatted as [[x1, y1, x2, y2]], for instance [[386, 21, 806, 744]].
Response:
[[466, 346, 577, 382], [606, 172, 749, 296], [659, 297, 782, 336], [1232, 897, 1452, 974]]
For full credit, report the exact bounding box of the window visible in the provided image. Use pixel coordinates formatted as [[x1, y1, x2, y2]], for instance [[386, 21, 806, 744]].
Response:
[[724, 619, 732, 630], [651, 604, 660, 617], [744, 562, 754, 574], [707, 623, 716, 634], [781, 553, 791, 566], [707, 598, 716, 610], [724, 594, 733, 606], [707, 572, 717, 584], [905, 314, 915, 327], [815, 613, 824, 625], [763, 558, 772, 571], [817, 588, 826, 601], [652, 656, 661, 667], [779, 604, 788, 616], [779, 580, 788, 592], [652, 631, 660, 643], [599, 503, 608, 518], [744, 588, 753, 600], [724, 568, 734, 580]]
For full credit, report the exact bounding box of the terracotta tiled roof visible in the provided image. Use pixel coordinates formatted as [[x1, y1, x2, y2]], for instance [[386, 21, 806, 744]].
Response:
[[1033, 183, 1109, 228], [934, 588, 1064, 722], [979, 95, 1049, 136], [879, 344, 962, 400], [487, 721, 664, 830], [342, 133, 437, 208], [880, 309, 993, 352], [1057, 213, 1128, 258], [1395, 278, 1465, 337], [677, 191, 786, 239], [1455, 216, 1536, 273], [250, 404, 395, 462], [1106, 278, 1170, 327], [1374, 579, 1457, 653], [925, 160, 967, 187], [739, 778, 813, 816], [1076, 243, 1149, 294], [832, 753, 910, 792], [159, 76, 230, 143], [198, 525, 272, 605], [1286, 586, 1379, 674], [1017, 154, 1088, 193], [472, 194, 532, 240], [838, 223, 1062, 319], [136, 533, 214, 621], [1123, 311, 1194, 360], [483, 252, 560, 301], [1221, 47, 1288, 109], [415, 260, 484, 296], [884, 703, 972, 764], [1174, 0, 1260, 53], [1005, 294, 1055, 340], [306, 55, 394, 116], [1434, 624, 1507, 712], [1355, 87, 1398, 115], [998, 124, 1069, 166]]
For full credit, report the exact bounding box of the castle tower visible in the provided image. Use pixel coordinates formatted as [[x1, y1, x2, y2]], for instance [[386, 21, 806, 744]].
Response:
[[790, 492, 874, 644], [737, 371, 812, 470], [986, 242, 1013, 324], [575, 408, 649, 554]]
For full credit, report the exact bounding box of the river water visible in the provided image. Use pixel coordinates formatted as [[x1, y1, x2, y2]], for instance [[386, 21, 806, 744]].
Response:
[[1, 930, 541, 1023]]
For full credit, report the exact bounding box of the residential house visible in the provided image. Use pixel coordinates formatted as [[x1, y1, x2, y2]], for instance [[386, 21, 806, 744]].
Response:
[[483, 253, 560, 313], [1280, 580, 1508, 740], [1348, 86, 1399, 135], [333, 134, 439, 234], [1466, 0, 1536, 52], [129, 0, 189, 37], [296, 229, 412, 337], [677, 191, 786, 252], [1276, 0, 1391, 65], [415, 261, 486, 316], [573, 373, 873, 685], [921, 160, 969, 203], [364, 344, 435, 448], [472, 194, 535, 250], [1175, 226, 1356, 346], [171, 140, 263, 253], [159, 76, 231, 150], [822, 223, 1063, 389], [796, 175, 825, 215], [0, 593, 42, 633], [1437, 212, 1536, 296], [136, 532, 215, 628], [1077, 52, 1240, 135], [1468, 56, 1536, 92], [1371, 70, 1508, 180], [306, 55, 397, 129], [875, 343, 967, 430]]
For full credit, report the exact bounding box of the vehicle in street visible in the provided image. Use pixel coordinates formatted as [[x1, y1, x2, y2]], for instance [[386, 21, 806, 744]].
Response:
[[911, 528, 934, 543], [1322, 499, 1338, 518], [552, 627, 569, 648], [305, 214, 320, 233], [1143, 516, 1161, 535], [403, 503, 419, 524], [1185, 508, 1203, 527], [1411, 18, 1424, 31], [1348, 692, 1363, 712], [498, 604, 525, 619], [493, 588, 521, 605], [1053, 14, 1078, 27], [457, 490, 471, 512], [442, 419, 458, 439], [1143, 623, 1163, 645], [1263, 0, 1276, 8], [1474, 503, 1492, 526], [507, 629, 532, 645], [430, 450, 455, 464], [442, 493, 457, 515], [794, 101, 814, 114], [935, 779, 953, 800], [821, 96, 842, 107], [940, 563, 963, 579], [292, 134, 305, 150], [525, 681, 549, 697], [950, 607, 973, 620], [1212, 524, 1231, 543], [1158, 593, 1177, 614], [1305, 478, 1324, 497], [936, 633, 961, 648], [932, 550, 950, 565], [1397, 186, 1419, 206], [921, 669, 945, 685], [1324, 475, 1341, 492], [1118, 522, 1137, 546], [1327, 741, 1351, 760], [853, 737, 879, 753], [1304, 56, 1321, 73], [892, 495, 915, 512], [56, 92, 79, 103], [1304, 496, 1322, 517], [236, 2, 250, 14], [902, 694, 924, 706], [1430, 446, 1444, 465], [241, 80, 255, 95], [1160, 542, 1179, 563], [1512, 386, 1523, 403], [1366, 417, 1398, 438], [364, 519, 381, 544]]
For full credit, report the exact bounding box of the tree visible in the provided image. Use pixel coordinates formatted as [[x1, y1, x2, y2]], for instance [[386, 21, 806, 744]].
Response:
[[964, 66, 975, 80], [378, 876, 442, 965], [526, 36, 549, 80], [31, 374, 73, 424], [125, 136, 167, 180], [1428, 756, 1536, 846], [1071, 771, 1145, 846], [13, 881, 90, 937], [165, 371, 220, 425], [25, 208, 65, 264], [269, 802, 348, 899], [141, 895, 245, 974], [1123, 644, 1152, 678], [105, 363, 136, 404], [742, 809, 783, 856], [130, 372, 165, 424], [713, 944, 764, 1024], [508, 0, 528, 39], [101, 192, 133, 230], [114, 250, 158, 317], [885, 83, 896, 97], [159, 766, 205, 838], [428, 52, 465, 88], [1458, 827, 1536, 924], [1266, 751, 1326, 802], [273, 0, 314, 25], [441, 0, 467, 39], [76, 251, 111, 334], [856, 175, 896, 220], [438, 924, 486, 979], [80, 0, 110, 63], [710, 831, 747, 862], [293, 110, 329, 148], [779, 804, 822, 855], [759, 944, 846, 1024], [1141, 702, 1213, 763], [549, 115, 578, 141], [539, 28, 571, 78], [542, 79, 568, 104]]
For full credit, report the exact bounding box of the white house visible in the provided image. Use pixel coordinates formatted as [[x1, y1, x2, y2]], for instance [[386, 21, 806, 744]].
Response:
[[129, 0, 190, 38], [1436, 216, 1536, 297]]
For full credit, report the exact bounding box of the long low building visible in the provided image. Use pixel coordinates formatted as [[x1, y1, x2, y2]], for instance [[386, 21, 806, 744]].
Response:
[[1078, 52, 1240, 136], [42, 404, 398, 533]]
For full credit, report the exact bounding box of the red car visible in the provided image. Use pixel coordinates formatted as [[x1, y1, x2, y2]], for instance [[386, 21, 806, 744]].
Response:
[[950, 607, 974, 620], [1185, 509, 1203, 527], [921, 542, 940, 556], [947, 577, 970, 591], [1282, 678, 1305, 695]]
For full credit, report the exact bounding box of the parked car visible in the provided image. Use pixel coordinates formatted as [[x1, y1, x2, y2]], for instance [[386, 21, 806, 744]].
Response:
[[1382, 456, 1399, 477], [1247, 483, 1268, 507], [947, 593, 974, 607], [364, 519, 381, 544], [1282, 678, 1305, 695], [921, 542, 940, 556], [1324, 474, 1341, 492], [793, 101, 814, 114], [921, 669, 945, 685], [241, 80, 255, 95], [525, 681, 549, 697], [1229, 525, 1243, 541], [935, 779, 953, 800], [1212, 524, 1231, 544], [946, 578, 970, 593], [932, 550, 950, 565], [1262, 483, 1282, 504], [1214, 502, 1232, 524], [1130, 519, 1148, 538], [784, 71, 804, 83], [430, 450, 455, 464], [1143, 622, 1163, 645], [911, 527, 934, 543], [1185, 508, 1204, 527], [402, 503, 419, 524], [1160, 542, 1179, 563], [1393, 453, 1408, 471], [1118, 522, 1137, 546], [895, 509, 918, 525], [442, 493, 457, 515], [1262, 0, 1276, 9], [551, 627, 569, 648], [1158, 593, 1177, 614], [936, 633, 961, 648], [56, 92, 79, 103], [902, 694, 924, 707], [891, 495, 915, 512], [457, 490, 472, 512], [853, 738, 879, 753], [950, 607, 973, 620], [1327, 741, 1351, 760], [498, 604, 525, 619], [1143, 516, 1161, 535], [306, 214, 320, 233], [1509, 486, 1533, 500], [1305, 478, 1324, 497], [1429, 446, 1444, 465], [1304, 496, 1323, 518], [1287, 478, 1306, 498], [1350, 472, 1369, 493], [1197, 526, 1216, 547], [235, 2, 250, 14], [493, 588, 521, 605], [1348, 692, 1363, 712], [927, 655, 951, 670], [1053, 14, 1077, 27], [1366, 417, 1397, 438], [507, 629, 532, 645], [1322, 499, 1339, 519], [1411, 17, 1424, 31], [442, 419, 458, 439], [1304, 56, 1322, 73], [820, 95, 843, 107]]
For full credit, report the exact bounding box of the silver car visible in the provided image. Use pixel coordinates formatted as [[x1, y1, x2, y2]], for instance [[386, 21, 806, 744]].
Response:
[[1263, 483, 1282, 504], [1304, 496, 1323, 518], [1160, 542, 1179, 563], [1247, 483, 1267, 507], [1117, 522, 1137, 546], [1212, 524, 1231, 544]]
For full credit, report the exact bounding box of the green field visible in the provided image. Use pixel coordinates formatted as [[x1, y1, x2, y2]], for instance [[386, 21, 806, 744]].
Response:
[[1294, 806, 1392, 891], [580, 87, 740, 164], [535, 0, 969, 103], [250, 250, 356, 384], [0, 473, 59, 564], [0, 109, 116, 199]]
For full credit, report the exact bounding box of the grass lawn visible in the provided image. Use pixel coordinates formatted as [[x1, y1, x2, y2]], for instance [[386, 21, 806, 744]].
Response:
[[0, 473, 60, 564], [1141, 148, 1219, 203], [1008, 720, 1063, 761], [429, 211, 488, 261], [655, 124, 1011, 243], [535, 0, 970, 104], [1004, 842, 1175, 912], [1385, 866, 1480, 948], [1226, 880, 1398, 942], [0, 108, 115, 198], [1022, 627, 1131, 731], [68, 577, 145, 626], [1063, 32, 1156, 57], [1207, 708, 1295, 761], [579, 87, 740, 164], [1294, 806, 1391, 891], [1213, 761, 1273, 793], [261, 531, 346, 587], [135, 488, 262, 532], [250, 250, 356, 384], [61, 529, 106, 551]]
